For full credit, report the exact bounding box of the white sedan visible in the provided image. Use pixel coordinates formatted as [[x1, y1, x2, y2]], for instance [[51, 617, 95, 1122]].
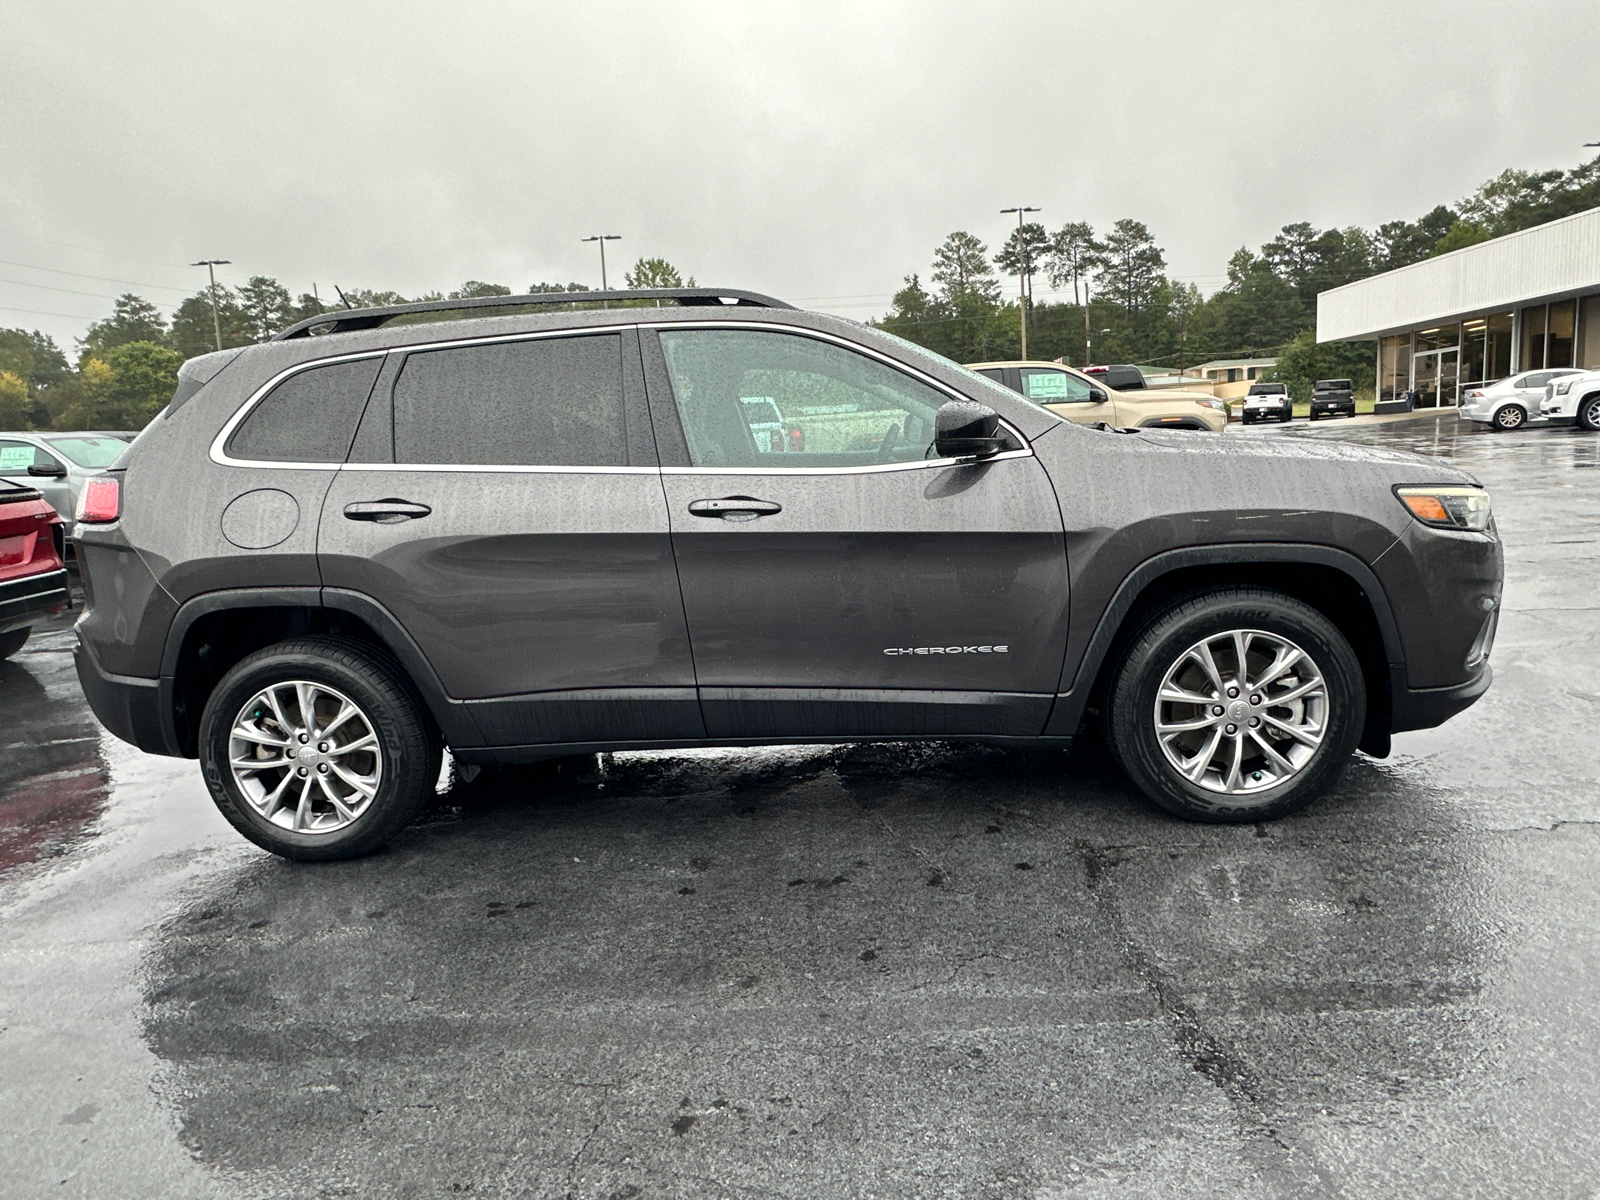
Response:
[[1459, 369, 1584, 430]]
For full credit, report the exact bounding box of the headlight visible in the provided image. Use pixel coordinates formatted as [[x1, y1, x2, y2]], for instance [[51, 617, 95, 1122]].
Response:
[[1396, 486, 1491, 531], [1554, 379, 1574, 395], [1197, 399, 1226, 411]]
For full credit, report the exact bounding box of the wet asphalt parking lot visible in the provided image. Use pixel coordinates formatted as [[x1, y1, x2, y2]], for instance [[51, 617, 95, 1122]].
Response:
[[2, 412, 1598, 1200]]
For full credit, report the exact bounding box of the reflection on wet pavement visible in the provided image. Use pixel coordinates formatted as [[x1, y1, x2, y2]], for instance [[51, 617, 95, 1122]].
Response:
[[4, 413, 1599, 1199], [0, 613, 109, 873]]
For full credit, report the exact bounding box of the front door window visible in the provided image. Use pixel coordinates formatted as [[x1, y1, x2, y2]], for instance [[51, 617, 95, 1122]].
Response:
[[657, 328, 951, 469]]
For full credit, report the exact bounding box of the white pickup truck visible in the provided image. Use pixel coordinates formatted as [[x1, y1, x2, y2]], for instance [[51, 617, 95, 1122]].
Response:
[[1538, 370, 1600, 430]]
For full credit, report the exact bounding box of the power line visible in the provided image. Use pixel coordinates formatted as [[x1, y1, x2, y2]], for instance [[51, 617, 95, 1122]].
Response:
[[0, 256, 194, 294], [0, 302, 126, 321], [0, 275, 177, 306], [0, 227, 194, 270]]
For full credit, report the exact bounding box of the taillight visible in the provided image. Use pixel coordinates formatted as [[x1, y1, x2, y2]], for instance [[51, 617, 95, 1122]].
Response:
[[788, 427, 805, 452], [76, 475, 121, 524]]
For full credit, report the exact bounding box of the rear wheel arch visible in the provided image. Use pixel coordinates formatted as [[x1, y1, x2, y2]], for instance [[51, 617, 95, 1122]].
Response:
[[1052, 547, 1399, 755], [162, 589, 474, 757]]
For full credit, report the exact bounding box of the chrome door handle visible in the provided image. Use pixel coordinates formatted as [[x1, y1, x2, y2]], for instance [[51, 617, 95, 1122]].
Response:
[[687, 496, 782, 522], [343, 499, 432, 524]]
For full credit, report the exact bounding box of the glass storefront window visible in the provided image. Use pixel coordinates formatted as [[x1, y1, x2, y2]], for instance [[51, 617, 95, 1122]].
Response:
[[1521, 304, 1548, 370], [1579, 296, 1600, 370], [1548, 300, 1576, 368], [1487, 312, 1514, 380], [1461, 319, 1487, 388], [1378, 335, 1409, 402], [1415, 325, 1460, 352]]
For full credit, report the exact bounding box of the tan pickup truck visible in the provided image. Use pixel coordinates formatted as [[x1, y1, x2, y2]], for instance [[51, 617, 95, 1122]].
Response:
[[967, 360, 1228, 432]]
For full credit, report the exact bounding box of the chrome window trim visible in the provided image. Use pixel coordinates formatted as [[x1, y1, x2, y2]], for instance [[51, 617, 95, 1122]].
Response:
[[208, 319, 1035, 475], [658, 440, 1031, 477], [647, 320, 1035, 473], [339, 462, 659, 475]]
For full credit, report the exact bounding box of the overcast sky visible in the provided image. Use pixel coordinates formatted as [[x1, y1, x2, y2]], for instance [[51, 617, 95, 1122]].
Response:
[[2, 0, 1597, 349]]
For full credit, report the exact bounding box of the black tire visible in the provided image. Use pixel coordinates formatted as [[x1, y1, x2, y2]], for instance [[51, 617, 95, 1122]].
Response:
[[1104, 588, 1365, 823], [1280, 412, 1292, 423], [0, 626, 29, 660], [199, 635, 442, 862], [1578, 393, 1600, 432], [1492, 405, 1526, 431]]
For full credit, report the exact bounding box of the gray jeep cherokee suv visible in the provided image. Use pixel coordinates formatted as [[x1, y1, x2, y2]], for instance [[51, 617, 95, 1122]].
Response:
[[71, 289, 1501, 861]]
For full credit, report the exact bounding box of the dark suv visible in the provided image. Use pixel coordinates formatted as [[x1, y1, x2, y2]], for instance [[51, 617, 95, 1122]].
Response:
[[71, 290, 1502, 861]]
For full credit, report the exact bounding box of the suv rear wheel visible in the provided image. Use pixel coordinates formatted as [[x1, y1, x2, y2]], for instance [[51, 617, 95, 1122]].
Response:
[[0, 626, 29, 660], [199, 636, 441, 861], [1105, 589, 1364, 822]]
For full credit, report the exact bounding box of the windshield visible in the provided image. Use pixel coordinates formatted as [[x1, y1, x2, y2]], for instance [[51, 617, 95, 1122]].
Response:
[[42, 436, 127, 468]]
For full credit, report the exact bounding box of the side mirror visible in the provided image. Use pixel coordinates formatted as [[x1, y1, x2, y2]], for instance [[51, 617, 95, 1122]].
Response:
[[934, 400, 1008, 459], [28, 462, 66, 479], [1088, 385, 1109, 403]]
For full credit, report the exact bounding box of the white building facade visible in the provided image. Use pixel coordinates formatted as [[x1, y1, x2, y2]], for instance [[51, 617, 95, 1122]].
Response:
[[1317, 206, 1600, 408]]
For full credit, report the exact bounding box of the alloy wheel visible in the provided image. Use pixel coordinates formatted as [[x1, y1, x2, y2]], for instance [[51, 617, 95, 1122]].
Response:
[[229, 680, 383, 833], [1495, 406, 1525, 429], [1152, 628, 1327, 795]]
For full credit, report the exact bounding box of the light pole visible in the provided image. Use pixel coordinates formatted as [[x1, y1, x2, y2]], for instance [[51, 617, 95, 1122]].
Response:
[[191, 259, 230, 352], [581, 235, 621, 290], [1001, 206, 1040, 359]]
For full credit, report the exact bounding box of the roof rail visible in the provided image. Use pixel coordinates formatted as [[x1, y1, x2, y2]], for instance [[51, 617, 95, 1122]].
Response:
[[273, 288, 795, 340]]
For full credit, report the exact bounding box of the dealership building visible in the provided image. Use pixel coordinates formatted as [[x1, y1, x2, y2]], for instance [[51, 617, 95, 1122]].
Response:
[[1317, 205, 1600, 408]]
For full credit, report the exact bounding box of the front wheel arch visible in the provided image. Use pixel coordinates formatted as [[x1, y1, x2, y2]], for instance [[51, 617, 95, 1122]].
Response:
[[1047, 549, 1398, 756]]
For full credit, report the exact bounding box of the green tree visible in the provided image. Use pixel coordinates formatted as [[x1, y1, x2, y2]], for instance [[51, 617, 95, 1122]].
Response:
[[1372, 206, 1455, 270], [52, 356, 117, 430], [994, 222, 1050, 301], [1045, 222, 1102, 306], [0, 370, 28, 429], [81, 294, 168, 357], [930, 231, 1000, 303], [623, 259, 695, 289], [106, 341, 182, 426], [1270, 329, 1375, 401], [1434, 221, 1492, 255], [237, 276, 294, 341], [1096, 219, 1166, 314], [53, 341, 181, 430], [450, 281, 513, 299], [528, 281, 591, 293], [1190, 253, 1303, 360], [336, 288, 409, 310], [171, 287, 254, 358]]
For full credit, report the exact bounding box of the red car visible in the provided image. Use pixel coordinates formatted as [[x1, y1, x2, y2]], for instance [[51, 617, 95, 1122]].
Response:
[[0, 476, 69, 660]]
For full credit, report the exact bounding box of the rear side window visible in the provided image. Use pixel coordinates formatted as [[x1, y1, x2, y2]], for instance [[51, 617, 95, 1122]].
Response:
[[392, 334, 625, 467], [227, 357, 383, 463]]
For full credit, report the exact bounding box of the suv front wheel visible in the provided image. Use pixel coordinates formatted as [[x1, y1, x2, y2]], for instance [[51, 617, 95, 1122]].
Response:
[[199, 636, 441, 861], [1105, 589, 1364, 822]]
